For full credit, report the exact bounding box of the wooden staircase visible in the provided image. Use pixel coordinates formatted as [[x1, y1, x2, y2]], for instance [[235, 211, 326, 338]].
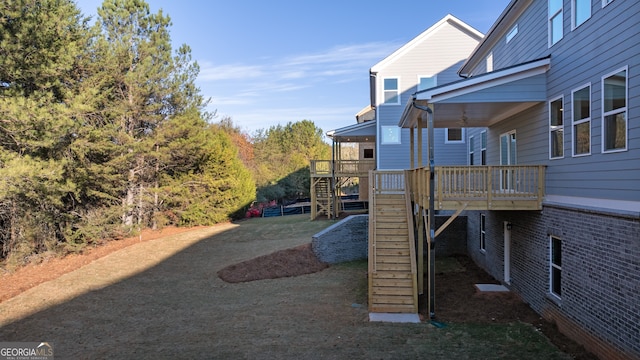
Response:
[[311, 177, 332, 219], [368, 172, 418, 314]]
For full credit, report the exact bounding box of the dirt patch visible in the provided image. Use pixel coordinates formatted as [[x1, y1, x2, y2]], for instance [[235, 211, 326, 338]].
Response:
[[430, 255, 598, 360], [218, 243, 329, 283]]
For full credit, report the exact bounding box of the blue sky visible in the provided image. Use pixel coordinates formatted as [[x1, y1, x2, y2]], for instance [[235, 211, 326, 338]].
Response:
[[75, 0, 511, 136]]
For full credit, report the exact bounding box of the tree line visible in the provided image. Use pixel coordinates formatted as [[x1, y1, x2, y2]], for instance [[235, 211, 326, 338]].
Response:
[[0, 0, 329, 267]]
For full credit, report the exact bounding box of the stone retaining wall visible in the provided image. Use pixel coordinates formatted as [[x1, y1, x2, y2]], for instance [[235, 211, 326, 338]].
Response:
[[312, 214, 467, 264], [312, 215, 368, 264]]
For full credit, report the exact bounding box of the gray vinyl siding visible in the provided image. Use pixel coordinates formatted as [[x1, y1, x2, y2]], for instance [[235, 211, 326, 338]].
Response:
[[468, 0, 640, 202], [435, 129, 468, 165], [491, 1, 548, 71], [440, 73, 547, 104], [376, 19, 481, 170]]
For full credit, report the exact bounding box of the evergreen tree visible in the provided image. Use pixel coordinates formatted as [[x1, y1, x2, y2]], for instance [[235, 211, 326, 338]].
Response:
[[0, 0, 93, 262], [94, 0, 198, 227], [159, 118, 255, 225]]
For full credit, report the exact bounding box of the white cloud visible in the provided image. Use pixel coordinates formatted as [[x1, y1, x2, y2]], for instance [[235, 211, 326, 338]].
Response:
[[284, 42, 402, 68], [198, 62, 265, 81], [198, 41, 401, 85], [211, 105, 362, 135], [198, 42, 393, 133]]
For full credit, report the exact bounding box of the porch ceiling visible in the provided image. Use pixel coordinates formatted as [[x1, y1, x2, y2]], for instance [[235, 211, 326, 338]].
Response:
[[399, 57, 551, 128]]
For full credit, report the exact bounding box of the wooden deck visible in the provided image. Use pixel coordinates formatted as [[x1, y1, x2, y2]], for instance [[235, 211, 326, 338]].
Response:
[[310, 160, 376, 178], [310, 160, 375, 219], [406, 165, 545, 211], [368, 166, 545, 315]]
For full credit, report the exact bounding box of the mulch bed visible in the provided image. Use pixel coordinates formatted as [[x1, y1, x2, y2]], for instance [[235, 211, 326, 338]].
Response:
[[217, 243, 329, 283]]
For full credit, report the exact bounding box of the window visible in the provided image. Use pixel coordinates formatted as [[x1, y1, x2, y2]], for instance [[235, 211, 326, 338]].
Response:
[[446, 128, 464, 143], [550, 236, 562, 298], [573, 0, 591, 28], [363, 148, 374, 159], [383, 78, 400, 105], [481, 131, 487, 165], [549, 96, 564, 159], [381, 126, 401, 144], [602, 67, 627, 152], [486, 52, 493, 72], [480, 214, 486, 252], [549, 0, 563, 46], [418, 75, 437, 91], [572, 84, 591, 156], [602, 0, 613, 7], [469, 136, 475, 165], [506, 24, 518, 43]]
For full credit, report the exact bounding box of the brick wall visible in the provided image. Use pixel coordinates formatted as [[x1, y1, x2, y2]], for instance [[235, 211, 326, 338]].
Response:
[[434, 215, 467, 257], [466, 206, 640, 359]]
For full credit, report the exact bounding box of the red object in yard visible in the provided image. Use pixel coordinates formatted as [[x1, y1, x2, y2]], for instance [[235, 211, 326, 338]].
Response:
[[245, 207, 261, 218]]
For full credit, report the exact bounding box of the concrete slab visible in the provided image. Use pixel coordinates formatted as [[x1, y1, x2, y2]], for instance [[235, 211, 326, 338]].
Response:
[[475, 283, 510, 292], [369, 313, 421, 323]]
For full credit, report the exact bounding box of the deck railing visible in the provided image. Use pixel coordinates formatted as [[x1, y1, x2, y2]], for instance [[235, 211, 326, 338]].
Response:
[[382, 165, 545, 211], [371, 170, 405, 194], [310, 160, 376, 177]]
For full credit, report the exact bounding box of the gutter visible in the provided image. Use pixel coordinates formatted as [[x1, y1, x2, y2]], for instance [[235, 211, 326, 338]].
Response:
[[369, 71, 377, 109]]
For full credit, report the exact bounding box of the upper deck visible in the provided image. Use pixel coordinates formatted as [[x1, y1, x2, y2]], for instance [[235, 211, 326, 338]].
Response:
[[310, 160, 376, 178], [374, 165, 545, 211]]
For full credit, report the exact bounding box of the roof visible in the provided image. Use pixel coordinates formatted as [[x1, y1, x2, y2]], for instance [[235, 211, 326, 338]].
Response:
[[326, 120, 376, 142], [398, 56, 551, 128], [459, 0, 531, 76], [355, 105, 375, 123], [370, 14, 484, 73]]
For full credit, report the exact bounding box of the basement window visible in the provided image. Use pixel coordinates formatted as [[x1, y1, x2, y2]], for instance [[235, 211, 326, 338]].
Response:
[[550, 236, 562, 298]]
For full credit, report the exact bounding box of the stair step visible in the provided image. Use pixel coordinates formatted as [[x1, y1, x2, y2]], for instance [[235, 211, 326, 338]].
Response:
[[370, 304, 417, 313], [374, 263, 412, 271]]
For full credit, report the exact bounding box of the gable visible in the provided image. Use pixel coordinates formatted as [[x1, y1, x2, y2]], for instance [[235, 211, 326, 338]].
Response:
[[370, 14, 483, 73]]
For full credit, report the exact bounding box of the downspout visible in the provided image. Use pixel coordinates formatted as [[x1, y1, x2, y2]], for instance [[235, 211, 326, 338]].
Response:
[[411, 99, 436, 319], [370, 71, 379, 169]]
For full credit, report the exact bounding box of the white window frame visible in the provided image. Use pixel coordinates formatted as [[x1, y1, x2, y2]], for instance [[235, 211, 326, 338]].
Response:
[[469, 135, 475, 165], [601, 66, 628, 153], [549, 0, 564, 47], [572, 0, 591, 29], [480, 214, 486, 252], [602, 0, 613, 7], [481, 131, 487, 165], [381, 126, 401, 144], [571, 83, 591, 157], [486, 52, 494, 72], [445, 128, 465, 144], [506, 24, 518, 43], [417, 75, 437, 92], [382, 77, 400, 105], [550, 235, 562, 299], [549, 96, 564, 159]]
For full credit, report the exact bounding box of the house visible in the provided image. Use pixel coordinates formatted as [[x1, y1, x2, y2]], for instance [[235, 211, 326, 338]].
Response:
[[310, 14, 483, 219], [396, 0, 639, 359]]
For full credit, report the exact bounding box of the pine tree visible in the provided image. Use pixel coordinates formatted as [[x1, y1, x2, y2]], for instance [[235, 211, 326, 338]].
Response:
[[0, 0, 94, 262]]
